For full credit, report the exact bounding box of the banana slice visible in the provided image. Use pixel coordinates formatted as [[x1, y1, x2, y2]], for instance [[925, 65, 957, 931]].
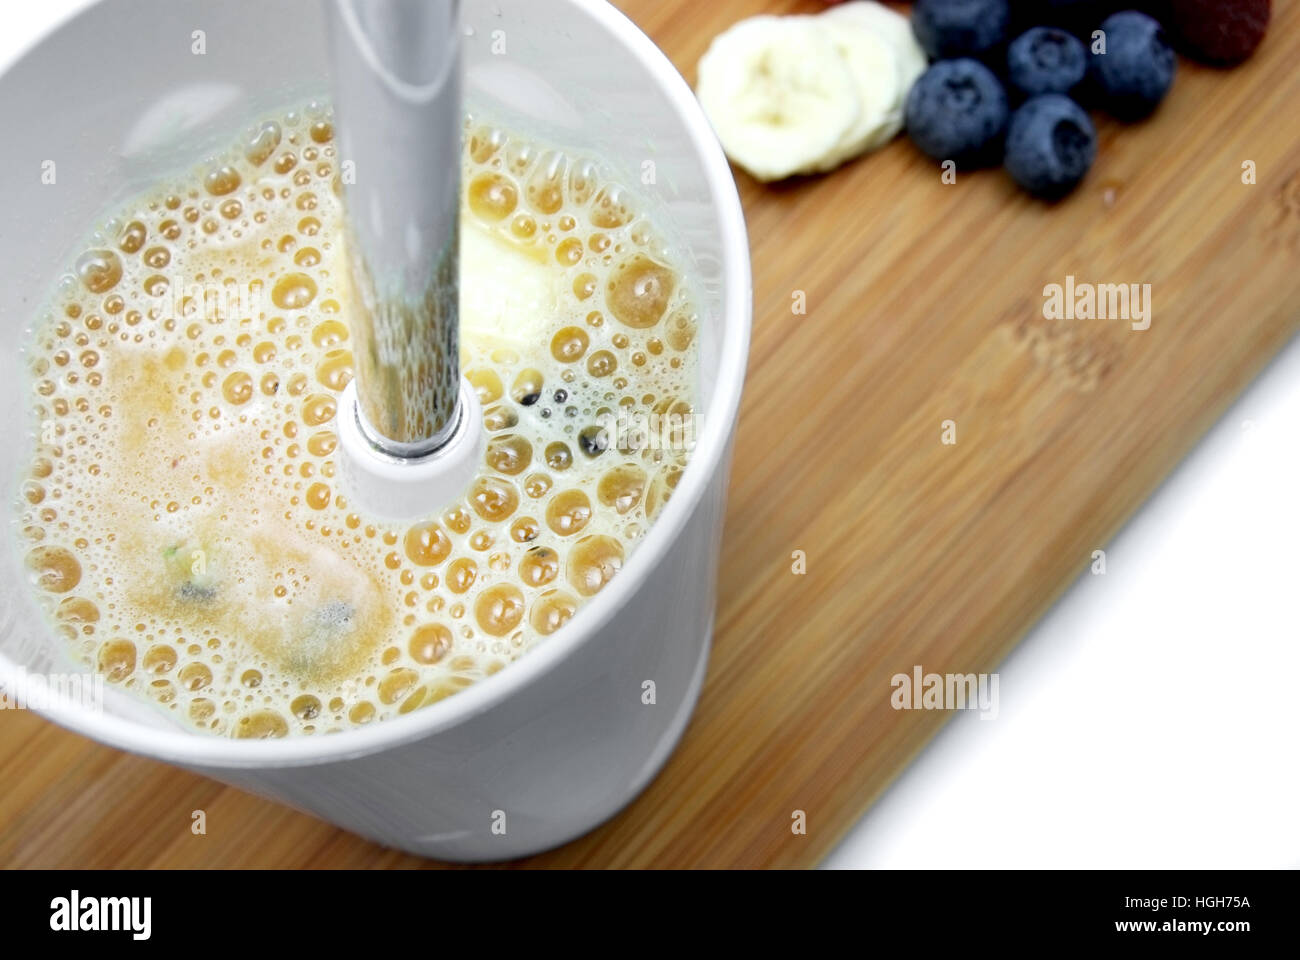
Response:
[[802, 21, 899, 173], [822, 0, 929, 134], [696, 15, 861, 182], [459, 219, 561, 354]]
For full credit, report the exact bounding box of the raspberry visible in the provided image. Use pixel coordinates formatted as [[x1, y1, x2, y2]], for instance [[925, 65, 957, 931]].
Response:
[[1168, 0, 1271, 65]]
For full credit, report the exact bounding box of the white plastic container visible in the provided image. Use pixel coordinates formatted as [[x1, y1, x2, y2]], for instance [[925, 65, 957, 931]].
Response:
[[0, 0, 750, 861]]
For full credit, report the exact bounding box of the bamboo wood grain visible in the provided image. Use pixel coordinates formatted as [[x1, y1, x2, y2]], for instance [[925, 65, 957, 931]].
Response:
[[2, 0, 1298, 868]]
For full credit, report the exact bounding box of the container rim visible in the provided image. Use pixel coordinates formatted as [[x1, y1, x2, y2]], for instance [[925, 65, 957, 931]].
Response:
[[0, 0, 752, 769]]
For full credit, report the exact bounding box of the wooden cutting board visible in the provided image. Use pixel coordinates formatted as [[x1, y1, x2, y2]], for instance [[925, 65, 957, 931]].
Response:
[[3, 0, 1298, 869]]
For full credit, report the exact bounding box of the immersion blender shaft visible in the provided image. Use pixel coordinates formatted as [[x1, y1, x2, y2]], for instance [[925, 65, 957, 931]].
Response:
[[326, 0, 463, 458]]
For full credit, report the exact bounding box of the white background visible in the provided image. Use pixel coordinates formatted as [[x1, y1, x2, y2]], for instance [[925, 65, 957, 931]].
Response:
[[5, 1, 1297, 870], [827, 336, 1300, 868]]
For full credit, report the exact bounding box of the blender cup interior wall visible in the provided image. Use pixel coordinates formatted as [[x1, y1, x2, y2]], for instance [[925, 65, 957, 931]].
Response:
[[0, 0, 332, 729], [0, 0, 727, 730]]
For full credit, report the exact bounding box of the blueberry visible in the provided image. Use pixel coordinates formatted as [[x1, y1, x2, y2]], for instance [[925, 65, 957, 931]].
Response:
[[912, 0, 1012, 61], [905, 59, 1010, 168], [1007, 27, 1088, 98], [1011, 0, 1122, 33], [1089, 11, 1176, 120], [578, 425, 608, 457], [1004, 94, 1098, 199]]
